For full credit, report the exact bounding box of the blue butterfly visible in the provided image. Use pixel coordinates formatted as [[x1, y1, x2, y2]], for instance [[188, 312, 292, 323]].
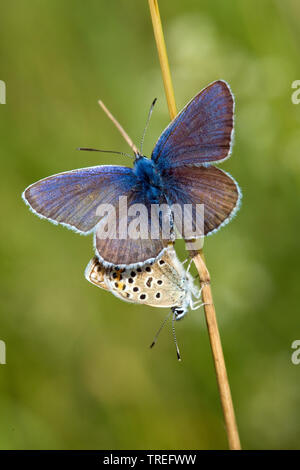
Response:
[[22, 80, 241, 267]]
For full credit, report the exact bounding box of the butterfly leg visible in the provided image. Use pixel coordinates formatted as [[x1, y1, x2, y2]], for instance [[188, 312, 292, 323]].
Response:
[[193, 278, 212, 298], [193, 286, 202, 299], [190, 299, 207, 311], [186, 258, 193, 273], [192, 282, 206, 299]]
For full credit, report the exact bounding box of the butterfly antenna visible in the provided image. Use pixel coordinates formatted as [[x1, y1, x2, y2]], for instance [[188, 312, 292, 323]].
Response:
[[98, 100, 140, 156], [150, 310, 172, 349], [172, 313, 182, 361], [140, 98, 157, 155], [77, 147, 134, 159]]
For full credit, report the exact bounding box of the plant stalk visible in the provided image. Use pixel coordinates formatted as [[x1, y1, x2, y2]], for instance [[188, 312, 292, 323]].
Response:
[[148, 0, 241, 450]]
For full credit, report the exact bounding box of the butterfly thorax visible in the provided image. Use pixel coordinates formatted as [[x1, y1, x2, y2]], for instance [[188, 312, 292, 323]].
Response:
[[134, 156, 164, 203]]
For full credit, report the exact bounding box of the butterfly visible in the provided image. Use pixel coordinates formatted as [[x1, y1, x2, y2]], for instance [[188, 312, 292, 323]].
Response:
[[85, 246, 203, 321], [85, 246, 204, 359], [22, 80, 241, 268]]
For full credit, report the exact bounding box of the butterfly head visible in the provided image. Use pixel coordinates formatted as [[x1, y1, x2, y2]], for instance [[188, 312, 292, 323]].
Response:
[[134, 152, 143, 161], [134, 153, 152, 170], [172, 306, 188, 321], [133, 155, 163, 200], [170, 280, 190, 321]]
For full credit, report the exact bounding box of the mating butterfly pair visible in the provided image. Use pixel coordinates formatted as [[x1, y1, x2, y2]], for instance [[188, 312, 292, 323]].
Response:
[[85, 246, 203, 321], [85, 246, 205, 359], [22, 80, 241, 269]]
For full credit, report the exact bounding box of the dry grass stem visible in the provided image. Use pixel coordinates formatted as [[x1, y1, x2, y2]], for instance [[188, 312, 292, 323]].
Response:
[[98, 100, 139, 155], [148, 0, 241, 450]]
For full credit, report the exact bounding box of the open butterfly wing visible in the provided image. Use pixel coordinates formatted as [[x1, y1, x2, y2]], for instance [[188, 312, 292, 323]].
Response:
[[23, 164, 173, 266], [152, 80, 234, 169], [164, 165, 241, 238], [22, 165, 136, 234]]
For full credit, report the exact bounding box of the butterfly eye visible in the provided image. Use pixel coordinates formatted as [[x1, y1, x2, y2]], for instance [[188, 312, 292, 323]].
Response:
[[174, 309, 186, 321]]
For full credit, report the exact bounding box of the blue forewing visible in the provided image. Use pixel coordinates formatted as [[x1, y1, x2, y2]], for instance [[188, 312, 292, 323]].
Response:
[[152, 80, 234, 170], [152, 80, 240, 237], [22, 165, 136, 234]]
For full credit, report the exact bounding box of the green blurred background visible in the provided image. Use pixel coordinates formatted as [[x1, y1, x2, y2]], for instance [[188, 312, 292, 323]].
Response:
[[1, 0, 300, 450]]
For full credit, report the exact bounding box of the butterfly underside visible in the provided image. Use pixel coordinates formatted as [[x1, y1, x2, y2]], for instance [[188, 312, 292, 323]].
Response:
[[85, 248, 188, 309]]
